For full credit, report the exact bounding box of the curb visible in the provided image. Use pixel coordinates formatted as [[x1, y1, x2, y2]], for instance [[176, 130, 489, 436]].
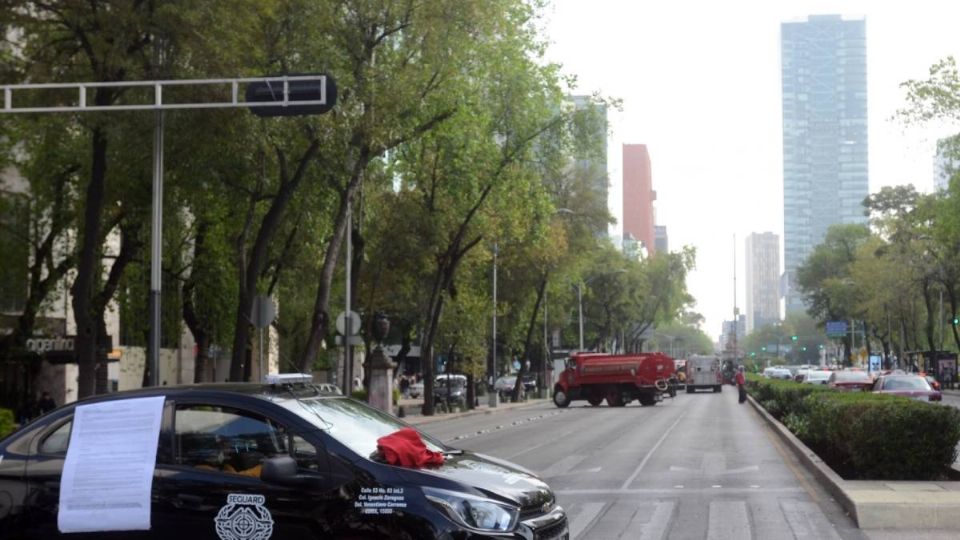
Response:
[[746, 394, 858, 521], [747, 394, 960, 530], [403, 399, 549, 426]]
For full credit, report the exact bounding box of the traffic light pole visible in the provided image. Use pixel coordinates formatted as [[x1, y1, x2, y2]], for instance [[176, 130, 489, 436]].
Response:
[[2, 76, 335, 386]]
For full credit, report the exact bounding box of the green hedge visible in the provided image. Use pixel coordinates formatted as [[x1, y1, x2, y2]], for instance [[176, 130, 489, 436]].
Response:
[[0, 408, 13, 439], [747, 375, 960, 480]]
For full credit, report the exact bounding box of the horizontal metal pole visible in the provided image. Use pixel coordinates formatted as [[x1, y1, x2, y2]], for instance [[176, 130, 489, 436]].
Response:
[[1, 75, 328, 114], [2, 75, 325, 90]]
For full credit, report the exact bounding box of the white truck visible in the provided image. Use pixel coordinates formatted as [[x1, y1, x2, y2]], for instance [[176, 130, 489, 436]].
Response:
[[685, 355, 722, 393]]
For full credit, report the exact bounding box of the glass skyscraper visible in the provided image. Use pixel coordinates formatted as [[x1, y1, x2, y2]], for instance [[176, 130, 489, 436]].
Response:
[[781, 15, 868, 313]]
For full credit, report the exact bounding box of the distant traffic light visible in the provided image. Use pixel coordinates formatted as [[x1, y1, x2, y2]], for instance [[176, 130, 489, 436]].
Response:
[[761, 346, 767, 352], [791, 335, 798, 341], [953, 316, 959, 326], [801, 346, 807, 352], [750, 352, 756, 357]]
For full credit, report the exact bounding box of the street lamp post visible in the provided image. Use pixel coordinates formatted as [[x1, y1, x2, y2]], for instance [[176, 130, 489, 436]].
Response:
[[489, 243, 499, 408]]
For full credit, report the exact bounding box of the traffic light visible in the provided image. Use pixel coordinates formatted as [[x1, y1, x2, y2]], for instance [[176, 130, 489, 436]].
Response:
[[750, 352, 756, 357], [801, 346, 807, 352], [791, 335, 798, 341], [953, 316, 959, 326], [246, 74, 338, 117], [761, 346, 767, 352]]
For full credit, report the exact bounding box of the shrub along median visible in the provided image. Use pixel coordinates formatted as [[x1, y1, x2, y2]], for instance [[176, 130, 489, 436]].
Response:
[[746, 374, 960, 480]]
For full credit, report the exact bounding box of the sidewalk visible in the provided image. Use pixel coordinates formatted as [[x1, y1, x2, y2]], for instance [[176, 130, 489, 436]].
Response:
[[748, 394, 960, 530], [398, 397, 549, 425]]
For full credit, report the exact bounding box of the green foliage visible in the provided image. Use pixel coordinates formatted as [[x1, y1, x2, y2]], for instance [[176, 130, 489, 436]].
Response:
[[0, 408, 13, 439], [351, 389, 368, 401], [749, 376, 960, 480]]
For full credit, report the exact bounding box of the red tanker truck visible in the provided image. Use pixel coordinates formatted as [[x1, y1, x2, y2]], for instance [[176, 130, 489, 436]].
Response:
[[553, 352, 675, 407]]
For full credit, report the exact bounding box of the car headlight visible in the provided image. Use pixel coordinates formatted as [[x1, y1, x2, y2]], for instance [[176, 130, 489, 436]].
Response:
[[423, 487, 518, 532]]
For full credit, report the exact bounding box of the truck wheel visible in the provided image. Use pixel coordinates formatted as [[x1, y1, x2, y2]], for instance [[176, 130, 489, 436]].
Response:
[[713, 385, 721, 393], [605, 389, 623, 407], [686, 386, 694, 394], [553, 389, 570, 408], [587, 396, 603, 407], [639, 394, 656, 406]]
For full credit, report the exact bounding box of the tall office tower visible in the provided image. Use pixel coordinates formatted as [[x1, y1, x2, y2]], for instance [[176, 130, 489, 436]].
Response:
[[569, 95, 608, 229], [934, 135, 959, 191], [781, 15, 868, 313], [622, 144, 656, 256], [654, 225, 669, 254], [745, 232, 781, 333]]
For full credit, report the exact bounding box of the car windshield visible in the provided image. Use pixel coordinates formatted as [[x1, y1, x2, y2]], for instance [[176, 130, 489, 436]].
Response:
[[436, 378, 464, 389], [882, 377, 932, 391], [281, 396, 445, 458], [806, 371, 830, 380]]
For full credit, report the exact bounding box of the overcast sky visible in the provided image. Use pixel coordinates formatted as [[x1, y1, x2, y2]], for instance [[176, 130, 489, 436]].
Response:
[[543, 0, 960, 341]]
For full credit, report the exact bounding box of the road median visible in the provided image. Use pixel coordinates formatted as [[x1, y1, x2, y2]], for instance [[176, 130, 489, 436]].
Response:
[[748, 393, 960, 530]]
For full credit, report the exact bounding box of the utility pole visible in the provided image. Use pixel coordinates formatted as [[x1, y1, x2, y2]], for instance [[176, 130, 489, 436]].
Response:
[[732, 235, 738, 362], [489, 243, 499, 407]]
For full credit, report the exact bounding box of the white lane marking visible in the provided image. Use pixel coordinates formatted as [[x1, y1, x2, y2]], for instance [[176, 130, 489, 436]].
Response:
[[707, 500, 751, 540], [781, 499, 843, 540], [539, 454, 584, 478], [544, 466, 602, 479], [639, 501, 674, 540], [620, 413, 685, 489], [569, 502, 605, 540], [555, 487, 804, 496]]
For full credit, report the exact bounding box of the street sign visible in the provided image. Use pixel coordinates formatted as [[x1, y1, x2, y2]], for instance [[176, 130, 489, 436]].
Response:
[[334, 335, 364, 346], [336, 310, 361, 336], [826, 321, 848, 337], [250, 295, 276, 328]]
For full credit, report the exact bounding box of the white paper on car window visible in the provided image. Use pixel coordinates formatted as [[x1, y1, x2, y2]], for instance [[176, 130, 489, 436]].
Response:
[[58, 395, 165, 533]]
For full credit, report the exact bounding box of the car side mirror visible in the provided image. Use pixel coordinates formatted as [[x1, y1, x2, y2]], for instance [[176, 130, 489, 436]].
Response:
[[261, 455, 298, 484]]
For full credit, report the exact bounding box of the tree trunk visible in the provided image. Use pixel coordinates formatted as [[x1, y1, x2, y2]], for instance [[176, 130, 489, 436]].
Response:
[[230, 142, 320, 381], [71, 126, 109, 399], [512, 277, 546, 401], [183, 221, 210, 382]]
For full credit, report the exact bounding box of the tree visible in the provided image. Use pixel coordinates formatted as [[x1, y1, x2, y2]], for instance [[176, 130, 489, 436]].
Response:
[[796, 224, 871, 365]]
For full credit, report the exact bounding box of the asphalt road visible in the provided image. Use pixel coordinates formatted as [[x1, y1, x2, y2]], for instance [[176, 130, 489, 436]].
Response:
[[418, 387, 867, 540]]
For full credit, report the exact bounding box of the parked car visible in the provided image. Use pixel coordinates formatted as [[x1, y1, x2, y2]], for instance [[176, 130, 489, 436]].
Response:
[[800, 370, 832, 385], [434, 375, 468, 408], [828, 370, 873, 391], [872, 374, 942, 402], [408, 380, 424, 398], [494, 375, 517, 397], [0, 381, 567, 539], [763, 367, 793, 380]]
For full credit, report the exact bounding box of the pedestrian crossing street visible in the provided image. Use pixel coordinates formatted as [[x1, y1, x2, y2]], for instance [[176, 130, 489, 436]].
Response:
[[558, 494, 845, 540]]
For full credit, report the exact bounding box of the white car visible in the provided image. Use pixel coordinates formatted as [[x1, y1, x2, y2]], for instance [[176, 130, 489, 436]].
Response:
[[317, 383, 342, 395], [763, 367, 793, 380], [801, 370, 832, 385], [408, 381, 424, 398]]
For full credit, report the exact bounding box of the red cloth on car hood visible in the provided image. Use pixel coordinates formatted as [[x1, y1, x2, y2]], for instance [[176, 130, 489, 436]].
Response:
[[377, 428, 445, 468]]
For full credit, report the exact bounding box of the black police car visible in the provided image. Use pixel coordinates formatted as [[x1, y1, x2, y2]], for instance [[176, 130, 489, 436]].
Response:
[[0, 381, 568, 539]]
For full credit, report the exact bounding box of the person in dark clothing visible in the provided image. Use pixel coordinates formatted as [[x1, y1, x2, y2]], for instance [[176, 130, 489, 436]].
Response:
[[37, 392, 57, 415], [735, 366, 747, 404]]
